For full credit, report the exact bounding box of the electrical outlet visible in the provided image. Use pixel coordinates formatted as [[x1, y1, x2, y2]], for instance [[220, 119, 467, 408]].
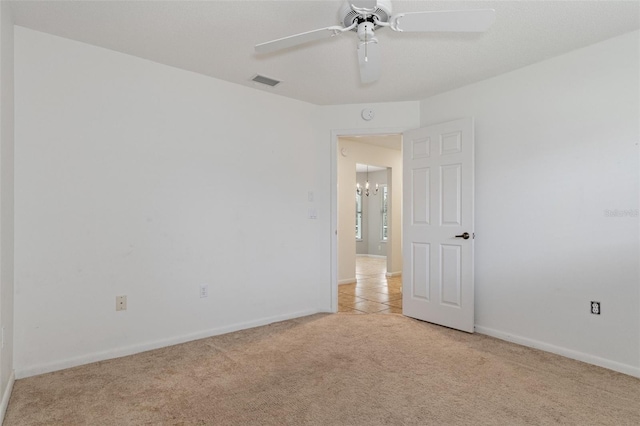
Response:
[[199, 284, 209, 298], [116, 295, 127, 311], [590, 301, 601, 315]]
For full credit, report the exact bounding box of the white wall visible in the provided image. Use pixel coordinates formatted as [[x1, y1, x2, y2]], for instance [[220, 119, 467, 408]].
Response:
[[338, 140, 401, 283], [14, 27, 327, 378], [420, 31, 640, 376], [0, 0, 15, 418], [13, 26, 422, 377]]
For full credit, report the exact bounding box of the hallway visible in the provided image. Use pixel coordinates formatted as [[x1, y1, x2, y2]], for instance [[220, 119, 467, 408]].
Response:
[[338, 256, 402, 314]]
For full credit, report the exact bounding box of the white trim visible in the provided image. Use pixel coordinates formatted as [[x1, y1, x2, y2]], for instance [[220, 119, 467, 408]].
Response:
[[385, 271, 402, 277], [475, 325, 640, 379], [356, 254, 387, 259], [331, 126, 409, 314], [0, 370, 15, 425], [16, 309, 319, 379], [338, 278, 357, 285]]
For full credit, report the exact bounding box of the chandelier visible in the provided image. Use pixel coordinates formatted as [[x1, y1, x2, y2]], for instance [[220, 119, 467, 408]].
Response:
[[356, 164, 379, 197]]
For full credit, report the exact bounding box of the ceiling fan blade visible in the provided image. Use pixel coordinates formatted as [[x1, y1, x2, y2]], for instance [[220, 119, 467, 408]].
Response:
[[357, 41, 381, 84], [255, 26, 345, 54], [351, 1, 378, 10], [391, 9, 496, 33]]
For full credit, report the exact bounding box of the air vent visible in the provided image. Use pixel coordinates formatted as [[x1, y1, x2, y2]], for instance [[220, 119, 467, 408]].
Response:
[[252, 75, 281, 87]]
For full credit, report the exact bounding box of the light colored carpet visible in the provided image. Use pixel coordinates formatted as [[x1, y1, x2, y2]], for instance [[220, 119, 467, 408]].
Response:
[[5, 314, 640, 425]]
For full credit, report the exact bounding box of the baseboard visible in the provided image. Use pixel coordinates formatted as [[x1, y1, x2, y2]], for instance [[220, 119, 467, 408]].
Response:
[[0, 370, 15, 425], [356, 254, 387, 259], [16, 309, 320, 379], [338, 278, 357, 285], [385, 271, 402, 277], [475, 325, 640, 379]]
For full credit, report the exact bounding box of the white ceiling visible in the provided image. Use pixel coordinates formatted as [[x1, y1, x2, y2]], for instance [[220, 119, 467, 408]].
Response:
[[356, 163, 387, 172], [9, 0, 640, 105]]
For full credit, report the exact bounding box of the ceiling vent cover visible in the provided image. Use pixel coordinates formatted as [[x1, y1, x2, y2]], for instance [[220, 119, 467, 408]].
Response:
[[252, 75, 281, 87]]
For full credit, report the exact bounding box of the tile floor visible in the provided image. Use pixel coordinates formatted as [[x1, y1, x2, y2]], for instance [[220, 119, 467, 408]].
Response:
[[338, 256, 402, 314]]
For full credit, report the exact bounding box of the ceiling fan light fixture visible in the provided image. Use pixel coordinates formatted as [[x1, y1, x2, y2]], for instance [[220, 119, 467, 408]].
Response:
[[340, 0, 392, 31], [251, 74, 281, 87]]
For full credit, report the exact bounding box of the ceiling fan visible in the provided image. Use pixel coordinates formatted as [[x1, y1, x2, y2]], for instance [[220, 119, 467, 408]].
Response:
[[255, 0, 495, 84]]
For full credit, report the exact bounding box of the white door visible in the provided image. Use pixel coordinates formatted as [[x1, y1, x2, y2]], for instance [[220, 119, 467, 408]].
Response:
[[402, 118, 475, 332]]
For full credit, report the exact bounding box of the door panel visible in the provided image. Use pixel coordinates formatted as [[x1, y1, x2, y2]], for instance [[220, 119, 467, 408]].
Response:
[[440, 164, 461, 226], [440, 244, 461, 307], [402, 118, 474, 333], [412, 168, 430, 224], [411, 242, 430, 300]]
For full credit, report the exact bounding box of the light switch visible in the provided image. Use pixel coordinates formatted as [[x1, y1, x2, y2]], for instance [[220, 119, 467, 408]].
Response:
[[308, 208, 318, 219], [308, 191, 314, 202]]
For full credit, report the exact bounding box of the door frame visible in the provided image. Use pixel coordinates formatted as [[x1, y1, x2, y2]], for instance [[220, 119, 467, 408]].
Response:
[[330, 126, 409, 313]]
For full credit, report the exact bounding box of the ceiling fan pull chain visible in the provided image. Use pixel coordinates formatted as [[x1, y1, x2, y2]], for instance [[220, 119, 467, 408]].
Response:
[[365, 27, 368, 61]]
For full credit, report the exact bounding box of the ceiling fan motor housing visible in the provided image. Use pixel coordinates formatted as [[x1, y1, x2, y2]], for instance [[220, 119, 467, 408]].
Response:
[[339, 0, 393, 31], [358, 22, 376, 41]]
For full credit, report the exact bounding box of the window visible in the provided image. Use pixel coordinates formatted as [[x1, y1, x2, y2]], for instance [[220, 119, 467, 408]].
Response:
[[381, 185, 388, 241], [356, 191, 363, 240]]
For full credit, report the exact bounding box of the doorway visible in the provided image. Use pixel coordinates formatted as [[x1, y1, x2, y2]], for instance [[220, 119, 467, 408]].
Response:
[[331, 131, 404, 313], [330, 119, 476, 332]]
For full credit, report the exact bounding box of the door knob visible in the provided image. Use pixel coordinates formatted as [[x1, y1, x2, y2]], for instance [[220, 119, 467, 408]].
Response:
[[455, 232, 470, 240]]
